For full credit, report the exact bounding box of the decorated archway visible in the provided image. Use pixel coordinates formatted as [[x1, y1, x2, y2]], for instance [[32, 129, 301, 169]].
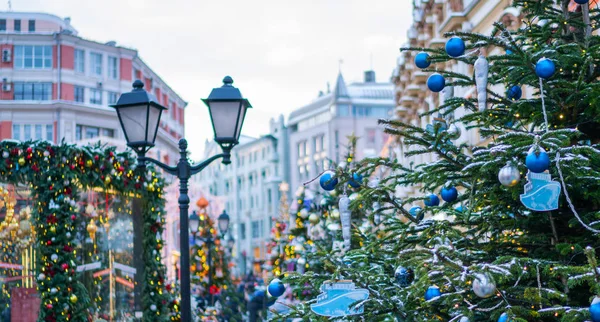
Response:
[[0, 140, 173, 322]]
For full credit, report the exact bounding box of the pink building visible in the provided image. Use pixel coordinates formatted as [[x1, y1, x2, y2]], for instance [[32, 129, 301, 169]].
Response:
[[0, 11, 186, 165]]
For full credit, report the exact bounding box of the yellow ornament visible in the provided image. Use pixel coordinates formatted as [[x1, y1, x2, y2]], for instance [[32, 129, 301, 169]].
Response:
[[70, 294, 78, 303], [147, 184, 155, 191], [18, 158, 25, 166], [104, 176, 111, 185], [86, 160, 93, 167], [49, 226, 56, 233]]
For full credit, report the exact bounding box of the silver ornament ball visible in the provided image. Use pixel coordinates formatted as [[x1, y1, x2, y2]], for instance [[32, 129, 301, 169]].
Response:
[[447, 123, 461, 140], [498, 163, 520, 187], [472, 273, 496, 298]]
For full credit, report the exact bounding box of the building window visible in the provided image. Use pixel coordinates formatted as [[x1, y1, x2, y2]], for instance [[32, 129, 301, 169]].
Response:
[[240, 223, 246, 240], [251, 221, 260, 239], [90, 52, 102, 76], [46, 124, 53, 141], [74, 49, 85, 73], [89, 88, 102, 105], [14, 45, 52, 69], [11, 124, 53, 141], [23, 125, 31, 140], [108, 56, 118, 79], [35, 125, 42, 139], [74, 86, 85, 103], [108, 92, 118, 105], [76, 125, 114, 140], [13, 82, 52, 100], [13, 20, 20, 32], [0, 19, 6, 31], [12, 125, 20, 140], [28, 20, 35, 32]]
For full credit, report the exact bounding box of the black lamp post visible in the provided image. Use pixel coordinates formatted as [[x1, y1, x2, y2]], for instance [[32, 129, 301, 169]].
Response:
[[111, 77, 251, 322], [191, 210, 230, 307]]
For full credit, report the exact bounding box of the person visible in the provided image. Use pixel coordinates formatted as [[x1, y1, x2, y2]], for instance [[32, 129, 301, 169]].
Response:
[[247, 288, 265, 322], [1, 306, 10, 322]]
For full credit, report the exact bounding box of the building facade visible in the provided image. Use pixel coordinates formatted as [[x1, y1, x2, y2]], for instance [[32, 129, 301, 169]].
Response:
[[0, 11, 186, 165], [288, 70, 394, 192], [387, 0, 516, 200], [196, 115, 289, 277]]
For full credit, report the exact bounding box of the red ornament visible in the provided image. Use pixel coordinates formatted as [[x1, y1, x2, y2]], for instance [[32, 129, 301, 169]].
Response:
[[209, 285, 220, 295], [69, 164, 75, 170], [32, 164, 40, 172], [94, 155, 99, 161], [46, 303, 53, 309], [49, 185, 53, 191], [61, 263, 69, 270], [26, 147, 32, 154], [70, 215, 76, 221], [118, 166, 125, 172], [63, 245, 73, 252], [65, 187, 72, 195], [47, 240, 52, 246], [166, 284, 172, 292], [109, 151, 114, 157]]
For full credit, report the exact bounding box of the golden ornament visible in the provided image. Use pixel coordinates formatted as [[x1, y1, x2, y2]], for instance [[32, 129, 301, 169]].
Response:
[[70, 294, 78, 303], [49, 225, 56, 233], [104, 176, 111, 185], [86, 160, 93, 167], [308, 213, 320, 224], [18, 158, 25, 166]]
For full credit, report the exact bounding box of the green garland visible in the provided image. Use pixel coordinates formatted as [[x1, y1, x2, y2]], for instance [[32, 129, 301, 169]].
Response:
[[0, 140, 173, 322]]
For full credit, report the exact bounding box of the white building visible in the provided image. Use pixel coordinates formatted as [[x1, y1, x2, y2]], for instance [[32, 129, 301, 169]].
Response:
[[288, 70, 395, 193]]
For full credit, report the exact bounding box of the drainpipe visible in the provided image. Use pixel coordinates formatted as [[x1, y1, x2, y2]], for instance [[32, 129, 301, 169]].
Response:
[[54, 32, 61, 141]]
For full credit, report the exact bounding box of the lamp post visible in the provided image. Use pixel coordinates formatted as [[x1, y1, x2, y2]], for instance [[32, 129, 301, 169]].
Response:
[[190, 210, 230, 307], [111, 77, 251, 322]]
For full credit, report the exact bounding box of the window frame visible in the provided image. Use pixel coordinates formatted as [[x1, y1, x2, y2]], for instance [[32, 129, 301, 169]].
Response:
[[90, 52, 103, 76], [74, 49, 85, 73], [74, 86, 85, 103], [13, 19, 20, 32], [108, 56, 118, 80], [14, 45, 53, 70], [28, 20, 35, 32], [89, 88, 102, 105], [13, 82, 52, 100]]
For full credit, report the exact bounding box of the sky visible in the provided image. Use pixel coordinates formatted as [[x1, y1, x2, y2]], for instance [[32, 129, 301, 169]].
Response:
[[5, 0, 413, 159]]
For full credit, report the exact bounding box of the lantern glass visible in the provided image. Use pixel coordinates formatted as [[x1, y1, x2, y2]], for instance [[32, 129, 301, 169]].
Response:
[[208, 101, 244, 143], [189, 211, 200, 234], [217, 211, 230, 235]]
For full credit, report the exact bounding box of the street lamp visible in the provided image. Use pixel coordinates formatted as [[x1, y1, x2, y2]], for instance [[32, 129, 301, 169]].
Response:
[[217, 210, 230, 236], [189, 211, 200, 237], [111, 77, 251, 322]]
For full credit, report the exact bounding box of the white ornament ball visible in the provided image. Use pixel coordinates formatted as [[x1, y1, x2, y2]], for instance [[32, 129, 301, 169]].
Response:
[[51, 237, 55, 242], [299, 209, 309, 219], [472, 273, 496, 298], [50, 288, 57, 294], [51, 254, 58, 262], [308, 213, 320, 224], [66, 232, 71, 238], [43, 150, 50, 157], [271, 249, 279, 257], [297, 257, 306, 266], [459, 317, 470, 322], [150, 292, 154, 296], [498, 163, 520, 187], [330, 209, 340, 220], [150, 304, 157, 311], [38, 273, 46, 280], [1, 151, 8, 158]]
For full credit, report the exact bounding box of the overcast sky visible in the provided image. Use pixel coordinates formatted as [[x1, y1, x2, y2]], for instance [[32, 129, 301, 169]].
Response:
[[6, 0, 412, 159]]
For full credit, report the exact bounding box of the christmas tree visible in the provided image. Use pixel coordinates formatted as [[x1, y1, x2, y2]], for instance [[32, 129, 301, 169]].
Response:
[[275, 1, 600, 321]]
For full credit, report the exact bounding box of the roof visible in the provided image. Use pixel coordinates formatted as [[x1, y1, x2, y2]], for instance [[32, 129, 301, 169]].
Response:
[[0, 11, 78, 34], [288, 72, 394, 125]]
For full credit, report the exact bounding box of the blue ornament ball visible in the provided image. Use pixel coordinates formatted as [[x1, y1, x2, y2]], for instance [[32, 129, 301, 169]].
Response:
[[427, 73, 445, 92], [591, 297, 600, 322], [415, 52, 431, 69], [445, 37, 466, 58], [535, 58, 556, 79], [455, 205, 465, 212], [507, 85, 522, 101], [497, 313, 510, 322], [440, 186, 458, 202], [268, 278, 286, 297], [424, 194, 440, 207], [319, 171, 338, 191], [424, 286, 441, 301], [506, 49, 513, 55], [575, 0, 589, 4], [409, 206, 422, 216], [394, 266, 414, 287], [525, 147, 550, 173], [349, 173, 363, 188]]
